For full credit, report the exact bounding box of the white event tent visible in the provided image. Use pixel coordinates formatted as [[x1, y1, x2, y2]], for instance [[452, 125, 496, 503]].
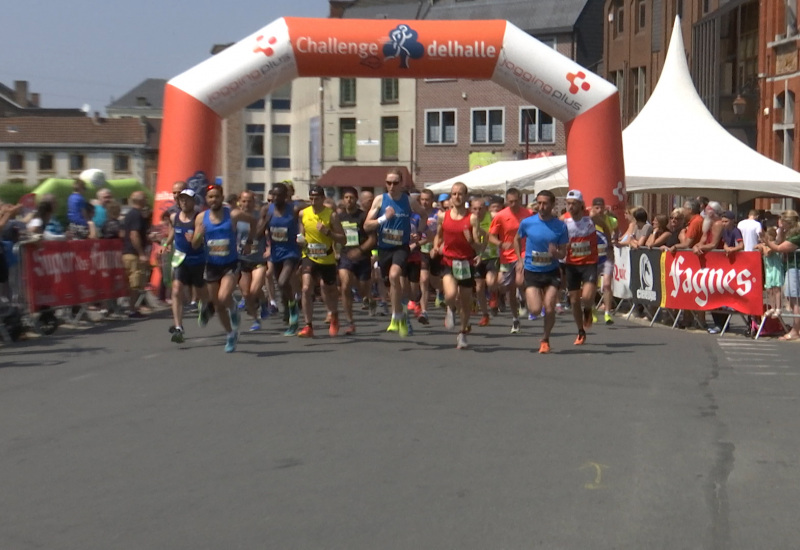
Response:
[[534, 17, 800, 202], [425, 155, 566, 195]]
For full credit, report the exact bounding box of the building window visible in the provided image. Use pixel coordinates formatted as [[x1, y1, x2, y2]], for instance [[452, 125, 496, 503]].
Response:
[[69, 153, 85, 172], [272, 124, 291, 169], [776, 92, 796, 168], [381, 117, 399, 160], [340, 78, 356, 107], [632, 67, 646, 116], [471, 108, 504, 144], [246, 183, 266, 194], [703, 0, 710, 15], [425, 110, 456, 144], [8, 152, 24, 172], [520, 108, 554, 144], [271, 82, 291, 111], [113, 154, 130, 172], [612, 71, 626, 116], [340, 118, 356, 160], [538, 37, 556, 49], [246, 124, 265, 169], [637, 0, 646, 33], [615, 0, 624, 37], [381, 78, 399, 104], [38, 153, 54, 172], [246, 99, 266, 110], [675, 0, 683, 18]]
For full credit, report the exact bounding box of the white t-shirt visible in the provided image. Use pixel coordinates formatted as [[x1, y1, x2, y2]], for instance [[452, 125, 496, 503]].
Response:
[[737, 218, 762, 251]]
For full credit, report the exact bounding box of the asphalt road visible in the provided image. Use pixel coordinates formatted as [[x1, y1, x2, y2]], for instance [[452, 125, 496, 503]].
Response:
[[1, 304, 798, 550]]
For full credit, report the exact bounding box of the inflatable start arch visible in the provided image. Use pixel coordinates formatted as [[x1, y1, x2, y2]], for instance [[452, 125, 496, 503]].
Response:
[[156, 18, 625, 216]]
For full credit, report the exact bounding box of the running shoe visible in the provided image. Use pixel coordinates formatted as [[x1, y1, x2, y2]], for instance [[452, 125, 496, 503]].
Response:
[[528, 312, 538, 321], [260, 303, 270, 320], [325, 311, 332, 325], [574, 331, 587, 345], [435, 293, 444, 308], [379, 302, 390, 316], [398, 317, 409, 338], [268, 302, 279, 315], [707, 325, 722, 335], [230, 307, 241, 332], [538, 340, 551, 354], [604, 312, 614, 325], [237, 298, 246, 310], [329, 314, 339, 337], [408, 301, 418, 316], [592, 308, 599, 324], [456, 332, 468, 349], [249, 320, 261, 332], [298, 325, 314, 338], [444, 307, 455, 330], [582, 308, 593, 330], [288, 301, 299, 327], [488, 293, 498, 310], [361, 298, 370, 311], [170, 326, 184, 344], [224, 332, 237, 353], [284, 324, 299, 337], [510, 319, 520, 334], [386, 318, 400, 332], [187, 301, 199, 313], [344, 323, 356, 335], [368, 298, 378, 317], [519, 306, 528, 318], [479, 314, 490, 327], [198, 304, 209, 328], [555, 302, 565, 314], [417, 311, 430, 325], [405, 317, 414, 336]]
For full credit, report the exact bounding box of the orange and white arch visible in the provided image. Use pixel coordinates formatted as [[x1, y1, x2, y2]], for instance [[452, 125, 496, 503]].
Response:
[[156, 17, 625, 216]]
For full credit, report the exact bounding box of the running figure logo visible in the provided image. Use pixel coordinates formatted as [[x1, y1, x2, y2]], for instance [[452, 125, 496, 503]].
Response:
[[253, 35, 278, 57], [566, 71, 591, 94], [383, 24, 424, 69]]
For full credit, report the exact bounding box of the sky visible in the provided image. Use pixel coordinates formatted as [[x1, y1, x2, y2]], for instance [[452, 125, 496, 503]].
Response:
[[1, 0, 328, 113]]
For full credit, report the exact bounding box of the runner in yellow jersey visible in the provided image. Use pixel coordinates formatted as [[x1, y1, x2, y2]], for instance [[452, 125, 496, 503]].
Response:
[[471, 198, 498, 326], [298, 185, 346, 338]]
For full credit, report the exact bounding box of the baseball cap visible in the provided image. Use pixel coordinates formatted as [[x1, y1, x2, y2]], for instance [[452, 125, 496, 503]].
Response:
[[179, 188, 196, 198], [309, 185, 325, 197], [566, 189, 584, 203], [722, 210, 736, 220], [438, 193, 450, 202], [592, 197, 605, 206]]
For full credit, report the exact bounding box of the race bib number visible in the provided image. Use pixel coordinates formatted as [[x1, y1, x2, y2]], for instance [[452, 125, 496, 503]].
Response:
[[383, 228, 403, 246], [307, 242, 328, 259], [452, 259, 471, 281], [271, 226, 288, 243], [569, 240, 591, 258], [208, 239, 230, 257], [342, 222, 359, 247], [530, 251, 552, 266], [171, 249, 186, 268]]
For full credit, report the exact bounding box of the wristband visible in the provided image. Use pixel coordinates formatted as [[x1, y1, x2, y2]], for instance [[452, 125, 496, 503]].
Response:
[[377, 215, 388, 225]]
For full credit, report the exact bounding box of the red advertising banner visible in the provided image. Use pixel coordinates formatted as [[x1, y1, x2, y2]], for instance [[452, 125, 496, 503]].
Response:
[[663, 251, 763, 315], [21, 240, 129, 310]]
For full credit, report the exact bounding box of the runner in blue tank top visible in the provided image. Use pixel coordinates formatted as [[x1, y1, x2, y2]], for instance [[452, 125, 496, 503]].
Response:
[[192, 184, 256, 353], [364, 168, 427, 337], [262, 182, 305, 335], [165, 188, 210, 344]]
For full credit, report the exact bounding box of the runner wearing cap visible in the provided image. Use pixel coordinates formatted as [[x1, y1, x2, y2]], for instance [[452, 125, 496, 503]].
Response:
[[165, 188, 209, 343], [192, 184, 257, 352], [297, 185, 346, 338], [514, 190, 568, 353], [561, 189, 612, 345]]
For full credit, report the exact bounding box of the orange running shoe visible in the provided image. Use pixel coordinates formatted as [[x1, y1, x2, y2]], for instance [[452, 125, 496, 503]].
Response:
[[573, 331, 586, 345], [478, 314, 490, 327], [329, 314, 339, 337], [538, 340, 551, 354], [298, 325, 314, 338]]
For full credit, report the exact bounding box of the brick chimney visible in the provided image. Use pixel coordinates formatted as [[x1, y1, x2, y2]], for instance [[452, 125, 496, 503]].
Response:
[[14, 80, 28, 105], [30, 93, 40, 107]]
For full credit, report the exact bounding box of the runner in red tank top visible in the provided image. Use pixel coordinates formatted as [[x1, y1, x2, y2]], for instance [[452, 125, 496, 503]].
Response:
[[432, 182, 481, 349]]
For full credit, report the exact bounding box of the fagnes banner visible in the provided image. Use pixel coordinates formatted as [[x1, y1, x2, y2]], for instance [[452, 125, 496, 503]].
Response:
[[21, 240, 128, 310], [663, 250, 763, 315], [611, 246, 632, 300], [629, 249, 663, 306]]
